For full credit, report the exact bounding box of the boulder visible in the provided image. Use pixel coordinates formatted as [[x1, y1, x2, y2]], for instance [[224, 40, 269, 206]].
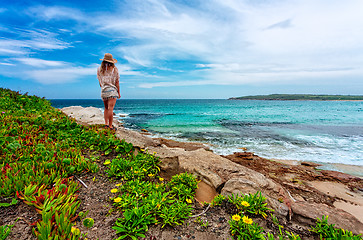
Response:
[[320, 170, 362, 183], [229, 151, 255, 162], [221, 177, 290, 217], [221, 178, 260, 195], [62, 106, 106, 125], [291, 201, 363, 235], [116, 128, 160, 149], [154, 138, 210, 151], [193, 168, 224, 190], [300, 161, 322, 168], [149, 147, 292, 216]]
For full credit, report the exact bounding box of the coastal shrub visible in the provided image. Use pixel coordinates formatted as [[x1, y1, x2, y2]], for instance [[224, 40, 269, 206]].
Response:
[[109, 170, 196, 239], [310, 216, 362, 239], [0, 219, 18, 240], [1, 88, 194, 239], [0, 88, 115, 238], [228, 192, 273, 218], [167, 172, 199, 201], [210, 194, 226, 207], [106, 152, 160, 180], [229, 214, 265, 240], [113, 205, 155, 240]]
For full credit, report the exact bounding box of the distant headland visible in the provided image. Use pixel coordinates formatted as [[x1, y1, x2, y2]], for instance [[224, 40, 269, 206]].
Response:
[[229, 94, 363, 101]]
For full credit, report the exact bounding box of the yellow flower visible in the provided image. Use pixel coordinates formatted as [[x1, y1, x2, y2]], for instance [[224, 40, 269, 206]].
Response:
[[186, 199, 192, 204], [148, 173, 154, 177], [71, 227, 80, 235], [159, 177, 164, 181], [140, 148, 145, 152], [110, 188, 118, 193], [115, 183, 122, 187], [155, 184, 159, 188], [114, 197, 122, 203], [143, 168, 147, 172], [242, 216, 253, 225], [241, 201, 250, 207], [134, 171, 138, 174], [232, 214, 241, 221], [104, 160, 111, 165], [156, 203, 161, 208]]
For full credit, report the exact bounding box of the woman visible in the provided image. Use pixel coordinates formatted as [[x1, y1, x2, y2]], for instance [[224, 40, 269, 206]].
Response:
[[97, 53, 121, 130]]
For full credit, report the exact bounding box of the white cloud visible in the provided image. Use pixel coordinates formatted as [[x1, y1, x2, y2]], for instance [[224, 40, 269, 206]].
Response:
[[0, 47, 25, 55], [15, 58, 67, 68], [18, 61, 148, 84], [139, 66, 363, 89], [0, 62, 14, 66], [0, 28, 70, 56], [27, 6, 85, 22], [11, 0, 363, 90], [25, 66, 96, 84]]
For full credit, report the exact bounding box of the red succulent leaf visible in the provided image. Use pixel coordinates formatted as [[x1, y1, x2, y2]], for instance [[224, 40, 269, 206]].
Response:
[[70, 214, 79, 222], [47, 188, 54, 196], [14, 169, 21, 176], [16, 190, 24, 199], [31, 220, 40, 226], [37, 194, 45, 203], [1, 163, 12, 174]]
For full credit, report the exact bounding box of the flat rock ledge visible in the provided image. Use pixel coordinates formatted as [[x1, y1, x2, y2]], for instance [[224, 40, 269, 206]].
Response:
[[61, 106, 363, 235]]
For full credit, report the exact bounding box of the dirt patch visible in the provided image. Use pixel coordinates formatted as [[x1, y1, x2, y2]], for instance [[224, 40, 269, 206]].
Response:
[[0, 200, 37, 240]]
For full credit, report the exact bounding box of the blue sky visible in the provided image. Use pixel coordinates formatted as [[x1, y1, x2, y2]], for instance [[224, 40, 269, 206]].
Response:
[[1, 0, 363, 99]]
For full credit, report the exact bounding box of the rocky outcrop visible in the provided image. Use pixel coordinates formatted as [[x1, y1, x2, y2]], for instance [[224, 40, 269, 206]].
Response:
[[320, 170, 362, 183], [116, 128, 160, 149], [61, 106, 108, 126], [61, 106, 363, 235], [291, 201, 363, 234]]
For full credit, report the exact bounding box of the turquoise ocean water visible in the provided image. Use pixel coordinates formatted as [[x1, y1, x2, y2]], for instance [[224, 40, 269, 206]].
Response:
[[51, 99, 363, 168]]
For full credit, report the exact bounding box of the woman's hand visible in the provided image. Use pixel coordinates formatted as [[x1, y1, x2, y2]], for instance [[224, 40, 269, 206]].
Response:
[[118, 93, 121, 99]]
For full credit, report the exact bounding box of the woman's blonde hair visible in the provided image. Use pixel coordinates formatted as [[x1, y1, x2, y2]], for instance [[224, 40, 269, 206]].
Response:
[[100, 61, 114, 74]]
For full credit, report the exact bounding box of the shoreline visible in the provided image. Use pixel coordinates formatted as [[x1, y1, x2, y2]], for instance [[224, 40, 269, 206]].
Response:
[[61, 106, 363, 233], [230, 99, 363, 102], [118, 115, 363, 178], [61, 105, 363, 178]]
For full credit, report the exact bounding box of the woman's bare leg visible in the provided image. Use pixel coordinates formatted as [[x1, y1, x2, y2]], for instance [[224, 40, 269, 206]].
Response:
[[107, 98, 117, 128], [103, 99, 109, 126]]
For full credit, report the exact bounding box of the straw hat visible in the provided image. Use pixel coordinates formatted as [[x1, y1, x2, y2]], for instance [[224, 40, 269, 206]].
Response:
[[100, 53, 117, 64]]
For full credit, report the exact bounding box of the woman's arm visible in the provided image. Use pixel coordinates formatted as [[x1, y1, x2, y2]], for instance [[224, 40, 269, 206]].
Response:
[[116, 79, 121, 98], [97, 68, 102, 87], [115, 68, 121, 98]]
